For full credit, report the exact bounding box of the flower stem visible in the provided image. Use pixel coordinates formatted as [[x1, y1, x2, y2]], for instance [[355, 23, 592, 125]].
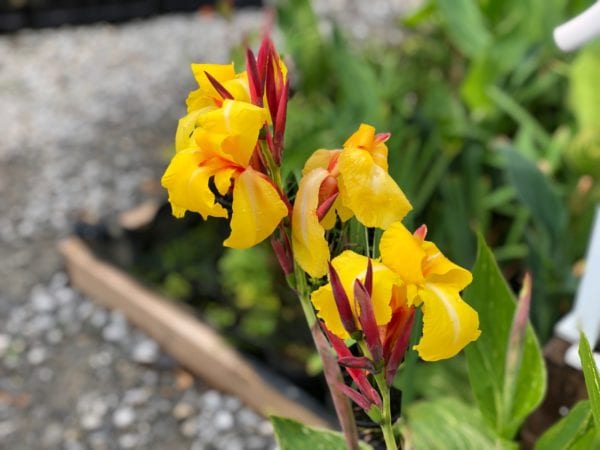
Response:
[[294, 264, 360, 450], [373, 372, 398, 450]]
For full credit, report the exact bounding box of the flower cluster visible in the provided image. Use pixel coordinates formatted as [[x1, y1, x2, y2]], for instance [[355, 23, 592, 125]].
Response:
[[161, 35, 481, 449], [161, 37, 289, 249]]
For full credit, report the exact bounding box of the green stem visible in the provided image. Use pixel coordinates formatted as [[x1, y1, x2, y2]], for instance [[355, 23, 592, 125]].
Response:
[[294, 264, 360, 450], [356, 340, 397, 450], [374, 372, 398, 450]]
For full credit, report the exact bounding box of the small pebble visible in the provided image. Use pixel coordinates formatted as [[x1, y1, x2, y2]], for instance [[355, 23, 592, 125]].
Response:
[[27, 347, 47, 365], [113, 407, 136, 429]]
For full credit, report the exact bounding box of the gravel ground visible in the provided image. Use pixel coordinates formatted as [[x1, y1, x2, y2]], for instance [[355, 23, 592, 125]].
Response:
[[0, 2, 416, 449]]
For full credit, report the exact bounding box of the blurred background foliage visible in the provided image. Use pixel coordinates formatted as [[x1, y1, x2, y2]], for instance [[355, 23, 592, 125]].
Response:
[[128, 0, 600, 413]]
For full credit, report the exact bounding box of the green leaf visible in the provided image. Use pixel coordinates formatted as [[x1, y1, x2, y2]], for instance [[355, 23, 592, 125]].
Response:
[[579, 332, 600, 428], [503, 147, 566, 244], [434, 0, 492, 57], [271, 416, 373, 450], [535, 400, 594, 450], [402, 397, 517, 450], [464, 235, 546, 439]]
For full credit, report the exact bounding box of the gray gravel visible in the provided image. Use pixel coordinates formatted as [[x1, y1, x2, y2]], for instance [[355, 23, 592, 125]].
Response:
[[0, 3, 417, 448], [0, 9, 278, 450], [1, 274, 275, 449]]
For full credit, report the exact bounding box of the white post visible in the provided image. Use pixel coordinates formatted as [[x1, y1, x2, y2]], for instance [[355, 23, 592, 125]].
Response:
[[554, 1, 600, 51], [555, 207, 600, 369]]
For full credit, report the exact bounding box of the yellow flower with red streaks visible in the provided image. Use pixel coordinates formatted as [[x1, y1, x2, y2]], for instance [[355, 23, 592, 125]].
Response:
[[312, 222, 480, 362], [175, 64, 251, 152], [379, 222, 480, 360], [292, 124, 412, 278], [161, 99, 288, 249]]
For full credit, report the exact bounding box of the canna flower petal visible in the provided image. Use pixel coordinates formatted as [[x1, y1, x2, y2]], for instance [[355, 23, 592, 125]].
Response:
[[160, 148, 228, 219], [379, 221, 426, 286], [301, 149, 340, 175], [186, 63, 251, 111], [311, 251, 400, 339], [175, 107, 214, 152], [414, 284, 481, 361], [343, 123, 389, 171], [198, 100, 267, 167], [422, 241, 473, 290], [292, 168, 331, 278], [337, 146, 412, 229], [224, 168, 288, 249]]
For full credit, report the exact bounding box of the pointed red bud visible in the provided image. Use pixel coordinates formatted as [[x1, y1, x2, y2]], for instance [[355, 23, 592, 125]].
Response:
[[245, 48, 263, 106], [364, 259, 373, 297], [271, 232, 293, 276], [328, 263, 358, 336], [374, 132, 391, 144], [384, 306, 416, 385], [337, 383, 373, 411], [273, 79, 289, 165], [413, 224, 428, 240], [338, 356, 375, 372], [322, 325, 381, 408], [256, 36, 271, 84], [204, 71, 234, 100], [265, 55, 279, 127], [317, 192, 339, 222], [354, 280, 383, 365]]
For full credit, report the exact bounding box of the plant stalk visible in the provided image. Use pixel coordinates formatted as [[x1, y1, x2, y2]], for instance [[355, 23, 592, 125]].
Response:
[[294, 263, 360, 450], [374, 372, 398, 450]]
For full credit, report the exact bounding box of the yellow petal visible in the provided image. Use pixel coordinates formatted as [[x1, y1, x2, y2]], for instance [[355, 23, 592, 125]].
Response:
[[320, 196, 353, 230], [311, 284, 349, 339], [224, 168, 288, 249], [422, 241, 473, 290], [302, 149, 341, 176], [338, 148, 412, 229], [175, 108, 214, 151], [186, 64, 237, 112], [343, 123, 389, 171], [191, 63, 236, 95], [223, 73, 251, 103], [161, 149, 227, 219], [291, 168, 331, 278], [414, 284, 481, 361], [198, 100, 267, 167], [213, 167, 236, 196], [379, 222, 426, 285]]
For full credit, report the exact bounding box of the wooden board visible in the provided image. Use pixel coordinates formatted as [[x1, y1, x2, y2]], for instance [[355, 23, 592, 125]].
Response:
[[59, 236, 330, 428]]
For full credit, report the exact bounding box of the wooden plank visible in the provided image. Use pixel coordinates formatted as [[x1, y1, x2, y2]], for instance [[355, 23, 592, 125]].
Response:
[[58, 236, 330, 428]]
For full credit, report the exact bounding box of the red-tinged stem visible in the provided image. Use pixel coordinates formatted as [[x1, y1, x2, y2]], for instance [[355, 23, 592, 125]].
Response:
[[294, 265, 360, 450]]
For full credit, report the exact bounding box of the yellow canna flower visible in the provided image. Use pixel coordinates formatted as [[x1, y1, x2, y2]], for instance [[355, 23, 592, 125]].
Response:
[[174, 64, 251, 152], [311, 251, 401, 339], [379, 222, 480, 361], [161, 99, 288, 249], [186, 63, 251, 112], [292, 124, 412, 278]]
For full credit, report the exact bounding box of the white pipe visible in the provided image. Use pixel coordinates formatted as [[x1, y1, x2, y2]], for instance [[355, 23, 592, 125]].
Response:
[[555, 206, 600, 369], [554, 2, 600, 52]]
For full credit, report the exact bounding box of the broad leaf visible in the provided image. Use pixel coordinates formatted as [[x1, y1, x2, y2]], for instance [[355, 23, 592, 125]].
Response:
[[271, 416, 372, 450], [402, 397, 517, 450], [503, 147, 566, 244], [464, 235, 546, 439], [535, 401, 594, 450], [579, 332, 600, 428]]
